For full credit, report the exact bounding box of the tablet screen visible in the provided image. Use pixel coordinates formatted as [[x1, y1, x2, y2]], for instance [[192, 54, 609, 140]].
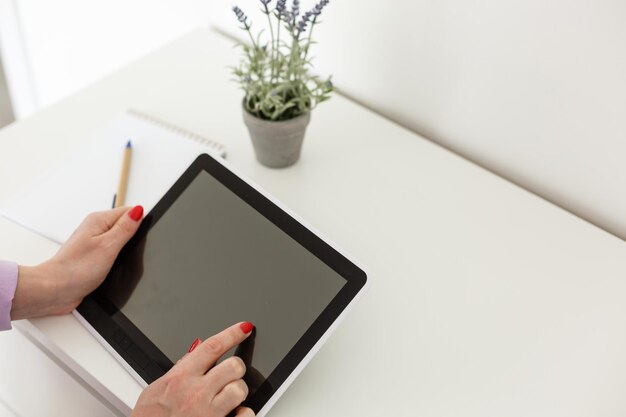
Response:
[[99, 170, 346, 391]]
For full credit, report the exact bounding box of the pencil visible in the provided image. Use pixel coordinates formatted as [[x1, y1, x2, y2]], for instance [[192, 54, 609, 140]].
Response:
[[114, 140, 133, 208]]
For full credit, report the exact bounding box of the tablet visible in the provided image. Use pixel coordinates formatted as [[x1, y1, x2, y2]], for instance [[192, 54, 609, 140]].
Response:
[[75, 153, 368, 417]]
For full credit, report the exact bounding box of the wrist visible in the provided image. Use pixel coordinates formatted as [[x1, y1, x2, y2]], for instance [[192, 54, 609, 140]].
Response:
[[11, 262, 61, 320]]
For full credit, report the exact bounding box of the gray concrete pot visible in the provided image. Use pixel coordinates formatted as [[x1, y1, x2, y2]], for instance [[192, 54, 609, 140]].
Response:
[[242, 107, 311, 168]]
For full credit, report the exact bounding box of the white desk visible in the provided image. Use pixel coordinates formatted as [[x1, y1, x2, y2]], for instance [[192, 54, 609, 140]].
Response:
[[1, 27, 626, 417]]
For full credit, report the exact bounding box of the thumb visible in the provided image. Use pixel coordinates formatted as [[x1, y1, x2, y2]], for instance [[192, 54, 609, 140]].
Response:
[[103, 205, 144, 251], [234, 407, 255, 417]]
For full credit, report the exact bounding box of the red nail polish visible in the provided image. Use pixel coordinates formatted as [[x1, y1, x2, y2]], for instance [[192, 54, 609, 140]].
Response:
[[188, 338, 201, 352], [129, 205, 143, 221], [240, 322, 254, 334]]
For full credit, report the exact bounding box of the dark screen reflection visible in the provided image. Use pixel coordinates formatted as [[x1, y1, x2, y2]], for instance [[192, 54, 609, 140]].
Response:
[[235, 328, 265, 396], [101, 233, 147, 309]]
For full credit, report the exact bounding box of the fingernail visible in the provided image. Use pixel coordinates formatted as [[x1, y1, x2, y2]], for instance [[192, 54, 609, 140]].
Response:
[[240, 322, 254, 334], [128, 205, 144, 221], [188, 338, 201, 352]]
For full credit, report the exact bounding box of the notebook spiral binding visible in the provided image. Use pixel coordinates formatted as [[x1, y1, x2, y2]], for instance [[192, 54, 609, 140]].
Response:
[[128, 109, 226, 157]]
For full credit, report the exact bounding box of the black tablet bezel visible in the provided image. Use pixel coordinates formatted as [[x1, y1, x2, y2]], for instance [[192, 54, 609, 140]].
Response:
[[77, 153, 367, 413]]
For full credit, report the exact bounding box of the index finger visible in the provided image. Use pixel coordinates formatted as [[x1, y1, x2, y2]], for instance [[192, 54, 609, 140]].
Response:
[[183, 322, 254, 375]]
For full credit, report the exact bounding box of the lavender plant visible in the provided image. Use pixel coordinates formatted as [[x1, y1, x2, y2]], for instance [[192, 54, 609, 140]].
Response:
[[232, 0, 333, 121]]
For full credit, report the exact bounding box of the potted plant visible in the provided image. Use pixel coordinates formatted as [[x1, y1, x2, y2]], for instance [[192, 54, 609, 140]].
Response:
[[232, 0, 333, 168]]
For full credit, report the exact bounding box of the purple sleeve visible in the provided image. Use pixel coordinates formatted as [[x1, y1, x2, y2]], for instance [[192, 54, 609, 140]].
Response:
[[0, 261, 18, 331]]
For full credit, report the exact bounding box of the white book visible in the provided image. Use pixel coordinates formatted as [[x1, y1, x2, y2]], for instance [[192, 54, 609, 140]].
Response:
[[0, 110, 226, 244]]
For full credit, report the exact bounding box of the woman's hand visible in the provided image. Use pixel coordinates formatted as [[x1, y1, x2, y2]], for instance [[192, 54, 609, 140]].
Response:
[[131, 322, 256, 417], [11, 206, 144, 320]]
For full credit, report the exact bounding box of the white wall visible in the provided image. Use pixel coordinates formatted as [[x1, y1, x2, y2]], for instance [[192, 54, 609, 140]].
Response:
[[211, 0, 626, 240], [0, 0, 212, 117], [1, 0, 625, 240]]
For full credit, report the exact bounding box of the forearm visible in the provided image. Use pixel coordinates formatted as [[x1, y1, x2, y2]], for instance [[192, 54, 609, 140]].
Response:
[[11, 264, 47, 320], [11, 262, 69, 321]]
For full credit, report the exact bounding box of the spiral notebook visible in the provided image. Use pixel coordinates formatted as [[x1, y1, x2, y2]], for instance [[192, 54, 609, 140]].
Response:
[[0, 110, 226, 244]]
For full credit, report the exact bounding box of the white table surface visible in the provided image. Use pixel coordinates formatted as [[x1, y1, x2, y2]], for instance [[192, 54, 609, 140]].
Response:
[[1, 27, 626, 417]]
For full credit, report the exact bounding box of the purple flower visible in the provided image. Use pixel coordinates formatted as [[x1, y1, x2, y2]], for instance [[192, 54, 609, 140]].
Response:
[[297, 10, 314, 34], [295, 0, 329, 35], [276, 0, 290, 21], [232, 6, 249, 26], [276, 0, 286, 14], [312, 0, 329, 16], [291, 0, 300, 22]]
